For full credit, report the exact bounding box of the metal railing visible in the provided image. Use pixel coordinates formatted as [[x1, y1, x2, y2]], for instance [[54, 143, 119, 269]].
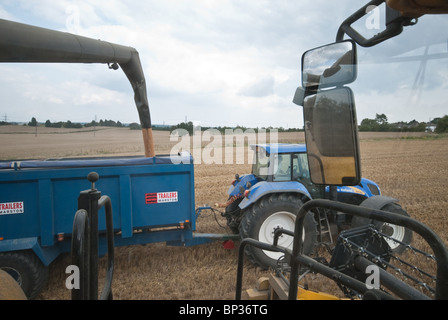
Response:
[[235, 199, 448, 300], [71, 172, 115, 300]]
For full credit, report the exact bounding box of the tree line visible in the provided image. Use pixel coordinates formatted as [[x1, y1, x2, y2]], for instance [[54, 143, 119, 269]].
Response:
[[359, 114, 448, 133], [3, 115, 448, 134], [168, 121, 302, 136]]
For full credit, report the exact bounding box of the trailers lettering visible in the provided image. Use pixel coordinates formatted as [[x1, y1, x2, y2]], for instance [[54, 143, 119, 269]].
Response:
[[0, 202, 24, 215], [145, 192, 178, 204]]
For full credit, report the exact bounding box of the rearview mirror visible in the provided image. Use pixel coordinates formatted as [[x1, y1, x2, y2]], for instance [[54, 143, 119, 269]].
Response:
[[302, 40, 357, 89], [303, 87, 361, 186]]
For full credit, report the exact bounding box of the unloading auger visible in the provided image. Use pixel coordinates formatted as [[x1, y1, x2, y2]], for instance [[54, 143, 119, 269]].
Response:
[[0, 18, 155, 157]]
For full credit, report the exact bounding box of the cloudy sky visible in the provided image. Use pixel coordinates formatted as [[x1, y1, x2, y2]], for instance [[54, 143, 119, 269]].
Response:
[[0, 1, 447, 128]]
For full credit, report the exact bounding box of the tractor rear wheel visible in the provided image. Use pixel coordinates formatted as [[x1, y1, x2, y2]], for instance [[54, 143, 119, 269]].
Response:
[[239, 193, 318, 269], [224, 196, 244, 234], [351, 202, 413, 254]]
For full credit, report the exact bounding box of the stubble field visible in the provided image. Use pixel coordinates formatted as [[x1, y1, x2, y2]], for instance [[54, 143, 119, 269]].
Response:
[[1, 126, 447, 300]]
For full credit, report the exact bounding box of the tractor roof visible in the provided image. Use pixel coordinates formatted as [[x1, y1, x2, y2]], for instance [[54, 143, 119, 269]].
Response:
[[251, 144, 307, 154]]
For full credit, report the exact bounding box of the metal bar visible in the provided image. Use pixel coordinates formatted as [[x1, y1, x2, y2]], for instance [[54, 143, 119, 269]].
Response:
[[335, 0, 405, 47], [235, 238, 286, 300], [98, 195, 114, 300], [72, 175, 115, 300], [288, 199, 448, 300], [292, 253, 395, 300], [76, 185, 101, 299], [354, 256, 430, 300], [71, 209, 89, 300]]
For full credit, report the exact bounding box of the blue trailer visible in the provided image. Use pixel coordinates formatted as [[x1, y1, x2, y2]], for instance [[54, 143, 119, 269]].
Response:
[[0, 153, 222, 298], [0, 18, 236, 299]]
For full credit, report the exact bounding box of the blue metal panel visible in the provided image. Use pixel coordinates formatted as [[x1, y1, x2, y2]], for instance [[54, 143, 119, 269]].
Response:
[[119, 175, 133, 238], [251, 143, 307, 154], [0, 155, 195, 264], [0, 179, 40, 240], [239, 180, 311, 210], [38, 179, 54, 246]]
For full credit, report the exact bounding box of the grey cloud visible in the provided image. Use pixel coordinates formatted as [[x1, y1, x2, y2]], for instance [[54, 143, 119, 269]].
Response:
[[238, 76, 275, 97]]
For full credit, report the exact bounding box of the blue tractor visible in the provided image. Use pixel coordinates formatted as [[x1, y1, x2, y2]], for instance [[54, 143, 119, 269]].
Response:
[[223, 143, 412, 268]]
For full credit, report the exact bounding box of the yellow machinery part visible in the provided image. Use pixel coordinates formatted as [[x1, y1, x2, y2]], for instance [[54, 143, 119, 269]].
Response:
[[387, 0, 448, 17], [0, 269, 27, 300], [297, 287, 341, 300]]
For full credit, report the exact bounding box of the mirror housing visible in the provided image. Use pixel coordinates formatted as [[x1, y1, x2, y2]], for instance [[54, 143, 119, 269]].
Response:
[[297, 40, 361, 186], [303, 87, 361, 186], [301, 40, 357, 90]]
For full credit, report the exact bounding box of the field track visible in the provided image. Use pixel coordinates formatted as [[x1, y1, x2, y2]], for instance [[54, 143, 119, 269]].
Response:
[[1, 126, 447, 299]]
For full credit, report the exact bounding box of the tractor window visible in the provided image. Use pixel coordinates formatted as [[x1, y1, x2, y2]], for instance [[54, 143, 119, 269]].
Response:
[[293, 153, 312, 185], [273, 154, 292, 182], [252, 148, 270, 180]]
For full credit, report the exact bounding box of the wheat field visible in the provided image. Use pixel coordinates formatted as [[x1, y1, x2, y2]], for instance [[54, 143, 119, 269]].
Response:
[[1, 126, 447, 300]]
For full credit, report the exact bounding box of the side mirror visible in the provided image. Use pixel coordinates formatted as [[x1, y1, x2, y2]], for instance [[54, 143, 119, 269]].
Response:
[[302, 40, 357, 89], [303, 87, 361, 186], [299, 40, 360, 186]]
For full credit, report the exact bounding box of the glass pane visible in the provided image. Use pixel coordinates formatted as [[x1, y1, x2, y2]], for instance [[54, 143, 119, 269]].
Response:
[[273, 154, 292, 182], [303, 87, 360, 185]]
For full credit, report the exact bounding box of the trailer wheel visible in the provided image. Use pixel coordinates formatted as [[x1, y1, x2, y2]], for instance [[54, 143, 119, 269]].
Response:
[[239, 193, 318, 269], [0, 251, 48, 299], [351, 202, 413, 254]]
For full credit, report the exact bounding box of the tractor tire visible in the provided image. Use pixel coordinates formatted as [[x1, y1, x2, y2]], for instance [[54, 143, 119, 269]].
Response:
[[351, 202, 413, 254], [224, 197, 243, 234], [0, 250, 48, 299], [239, 193, 318, 269]]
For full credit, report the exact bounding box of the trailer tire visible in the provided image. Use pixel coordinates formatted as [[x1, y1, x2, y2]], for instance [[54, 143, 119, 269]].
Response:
[[239, 193, 318, 269], [0, 251, 48, 299], [351, 202, 413, 254]]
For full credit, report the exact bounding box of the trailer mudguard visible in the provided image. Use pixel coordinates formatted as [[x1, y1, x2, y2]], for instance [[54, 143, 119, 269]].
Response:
[[0, 237, 60, 266], [360, 195, 398, 210], [238, 181, 311, 210], [350, 195, 399, 229]]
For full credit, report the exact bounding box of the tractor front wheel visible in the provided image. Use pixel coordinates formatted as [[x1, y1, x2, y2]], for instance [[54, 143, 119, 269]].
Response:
[[239, 193, 318, 269]]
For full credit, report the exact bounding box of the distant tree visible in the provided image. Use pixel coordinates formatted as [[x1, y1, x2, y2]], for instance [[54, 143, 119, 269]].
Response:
[[129, 122, 141, 130], [435, 115, 448, 134], [171, 121, 194, 135], [28, 117, 37, 127], [375, 113, 388, 125], [359, 118, 379, 131]]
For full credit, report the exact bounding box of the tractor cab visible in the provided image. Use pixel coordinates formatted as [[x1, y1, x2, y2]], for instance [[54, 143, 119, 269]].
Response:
[[250, 144, 316, 195]]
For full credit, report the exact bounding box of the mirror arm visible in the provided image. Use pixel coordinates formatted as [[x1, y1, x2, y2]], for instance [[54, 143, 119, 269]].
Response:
[[336, 0, 416, 47], [292, 87, 306, 106]]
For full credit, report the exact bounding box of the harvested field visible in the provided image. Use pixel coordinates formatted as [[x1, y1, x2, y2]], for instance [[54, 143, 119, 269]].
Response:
[[1, 126, 447, 300]]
